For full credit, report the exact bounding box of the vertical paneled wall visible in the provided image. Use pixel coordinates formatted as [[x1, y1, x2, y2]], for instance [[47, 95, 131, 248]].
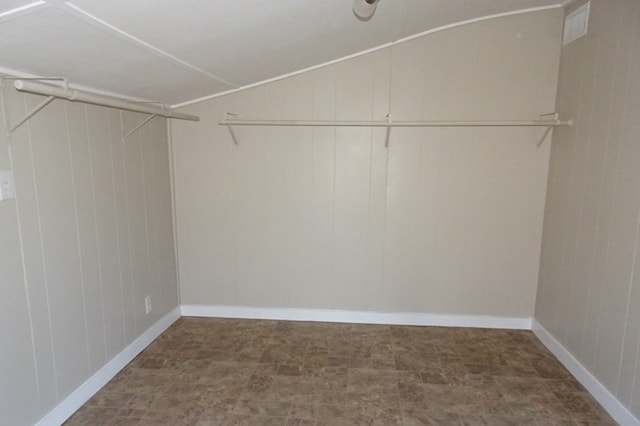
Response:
[[0, 84, 178, 425], [536, 0, 640, 418], [172, 10, 562, 317]]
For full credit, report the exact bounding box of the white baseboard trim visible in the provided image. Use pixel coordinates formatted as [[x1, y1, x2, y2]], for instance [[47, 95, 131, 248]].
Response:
[[35, 307, 181, 426], [180, 304, 532, 330], [532, 319, 640, 426], [34, 307, 638, 425]]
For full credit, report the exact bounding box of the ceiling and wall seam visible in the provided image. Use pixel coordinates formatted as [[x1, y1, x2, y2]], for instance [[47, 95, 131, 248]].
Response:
[[57, 3, 236, 88], [173, 4, 564, 109], [0, 1, 47, 24], [0, 2, 565, 110]]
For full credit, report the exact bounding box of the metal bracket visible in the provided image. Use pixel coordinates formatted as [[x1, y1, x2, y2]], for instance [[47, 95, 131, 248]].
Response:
[[536, 112, 559, 147], [224, 112, 239, 145], [8, 95, 56, 135], [124, 113, 157, 140], [2, 76, 67, 135], [385, 113, 392, 148]]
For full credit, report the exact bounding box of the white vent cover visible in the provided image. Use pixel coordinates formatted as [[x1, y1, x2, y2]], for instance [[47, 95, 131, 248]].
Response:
[[563, 1, 590, 46]]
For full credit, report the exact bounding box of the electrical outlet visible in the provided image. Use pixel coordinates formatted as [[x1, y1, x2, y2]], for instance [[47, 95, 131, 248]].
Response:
[[144, 295, 152, 314], [0, 170, 15, 201]]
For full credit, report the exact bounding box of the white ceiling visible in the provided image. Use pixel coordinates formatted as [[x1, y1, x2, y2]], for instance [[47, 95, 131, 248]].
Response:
[[0, 0, 563, 106]]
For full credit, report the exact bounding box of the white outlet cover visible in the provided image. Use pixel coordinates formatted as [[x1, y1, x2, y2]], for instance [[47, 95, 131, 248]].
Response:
[[0, 170, 15, 201], [144, 295, 152, 314]]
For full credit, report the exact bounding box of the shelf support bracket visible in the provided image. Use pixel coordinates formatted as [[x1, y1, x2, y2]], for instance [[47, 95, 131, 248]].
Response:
[[124, 113, 157, 140], [7, 95, 55, 135], [224, 112, 239, 145], [385, 113, 392, 148], [228, 126, 239, 146], [536, 113, 559, 147], [3, 77, 66, 136]]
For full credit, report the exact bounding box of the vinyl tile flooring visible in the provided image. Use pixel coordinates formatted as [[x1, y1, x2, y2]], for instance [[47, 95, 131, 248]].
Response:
[[64, 317, 616, 425]]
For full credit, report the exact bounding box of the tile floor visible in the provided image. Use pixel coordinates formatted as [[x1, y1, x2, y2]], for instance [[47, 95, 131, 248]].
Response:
[[64, 317, 615, 425]]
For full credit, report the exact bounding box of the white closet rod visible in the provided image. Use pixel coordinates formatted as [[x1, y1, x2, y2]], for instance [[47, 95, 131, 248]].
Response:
[[13, 80, 199, 122], [220, 118, 572, 128]]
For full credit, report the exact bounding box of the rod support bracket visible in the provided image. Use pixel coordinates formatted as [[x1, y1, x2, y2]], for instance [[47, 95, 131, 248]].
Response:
[[124, 113, 157, 140], [225, 113, 239, 145], [385, 113, 392, 148], [7, 95, 56, 135], [535, 113, 560, 147], [1, 77, 70, 136]]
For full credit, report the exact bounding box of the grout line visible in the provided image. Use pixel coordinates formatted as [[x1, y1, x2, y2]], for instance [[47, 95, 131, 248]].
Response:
[[578, 11, 603, 362], [365, 65, 374, 311], [84, 104, 109, 365], [119, 111, 138, 336], [166, 119, 182, 306], [621, 202, 640, 397], [62, 100, 91, 378], [379, 49, 392, 308], [562, 22, 599, 348], [591, 3, 626, 376], [23, 92, 60, 399], [614, 0, 640, 397], [331, 67, 337, 308], [232, 102, 239, 304], [147, 118, 160, 318], [1, 83, 43, 404], [310, 74, 317, 308], [107, 110, 128, 347], [139, 119, 152, 324], [627, 8, 640, 407], [629, 323, 640, 409]]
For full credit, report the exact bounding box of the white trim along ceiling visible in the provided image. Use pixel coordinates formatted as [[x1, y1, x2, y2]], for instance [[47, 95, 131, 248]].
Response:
[[0, 0, 564, 107]]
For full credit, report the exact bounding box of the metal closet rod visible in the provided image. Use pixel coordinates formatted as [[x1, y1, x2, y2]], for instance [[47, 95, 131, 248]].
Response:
[[220, 118, 572, 127], [13, 79, 199, 122]]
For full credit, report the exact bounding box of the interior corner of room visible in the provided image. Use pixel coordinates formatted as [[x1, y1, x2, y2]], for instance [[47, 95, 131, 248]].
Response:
[[1, 0, 639, 424]]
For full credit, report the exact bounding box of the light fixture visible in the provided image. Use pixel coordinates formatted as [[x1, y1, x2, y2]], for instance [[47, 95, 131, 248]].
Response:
[[353, 0, 379, 21]]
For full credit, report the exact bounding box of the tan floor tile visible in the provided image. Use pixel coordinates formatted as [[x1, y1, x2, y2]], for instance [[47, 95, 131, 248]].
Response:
[[233, 399, 292, 417], [285, 418, 316, 426], [106, 416, 143, 426], [62, 318, 615, 426]]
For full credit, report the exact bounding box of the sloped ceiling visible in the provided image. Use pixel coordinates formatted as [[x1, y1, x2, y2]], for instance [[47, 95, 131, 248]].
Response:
[[0, 0, 563, 106]]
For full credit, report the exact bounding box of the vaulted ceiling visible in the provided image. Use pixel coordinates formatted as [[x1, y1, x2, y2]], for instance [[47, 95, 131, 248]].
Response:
[[0, 0, 563, 106]]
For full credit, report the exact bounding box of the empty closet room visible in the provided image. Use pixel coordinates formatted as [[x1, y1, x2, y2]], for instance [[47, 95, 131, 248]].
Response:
[[1, 0, 639, 424]]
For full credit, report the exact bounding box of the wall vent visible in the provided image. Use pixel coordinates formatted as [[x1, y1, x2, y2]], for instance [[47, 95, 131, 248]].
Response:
[[563, 1, 590, 46]]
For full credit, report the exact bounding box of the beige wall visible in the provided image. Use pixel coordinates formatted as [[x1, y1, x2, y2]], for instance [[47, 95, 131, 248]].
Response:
[[172, 10, 562, 317], [0, 84, 178, 425], [536, 0, 640, 418]]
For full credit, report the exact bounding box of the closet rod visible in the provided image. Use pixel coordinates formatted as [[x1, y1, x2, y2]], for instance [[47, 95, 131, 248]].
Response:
[[220, 118, 572, 128], [13, 80, 199, 122]]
